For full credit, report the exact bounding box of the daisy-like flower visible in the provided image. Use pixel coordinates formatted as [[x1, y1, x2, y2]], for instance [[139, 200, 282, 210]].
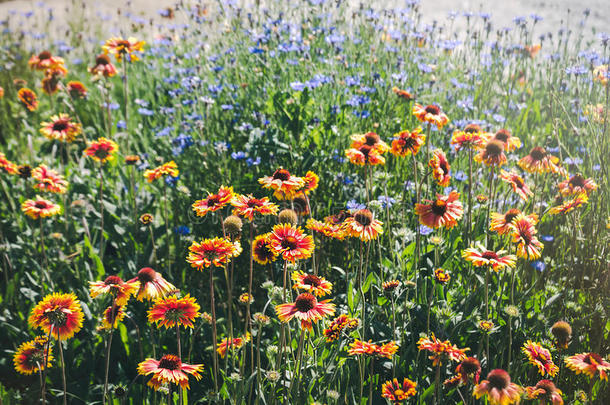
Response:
[[341, 208, 383, 242], [32, 165, 68, 194], [412, 104, 449, 129], [348, 340, 399, 359], [323, 314, 359, 342], [583, 103, 606, 124], [381, 378, 417, 403], [128, 267, 175, 301], [148, 294, 201, 329], [306, 218, 347, 240], [89, 275, 139, 306], [13, 336, 53, 375], [474, 140, 507, 167], [500, 170, 533, 201], [392, 86, 415, 100], [491, 129, 521, 152], [415, 191, 463, 229], [187, 237, 238, 270], [28, 50, 65, 70], [301, 171, 319, 194], [66, 81, 88, 99], [511, 214, 544, 260], [522, 341, 559, 377], [89, 54, 118, 77], [489, 209, 538, 235], [447, 357, 482, 386], [350, 132, 389, 154], [549, 193, 588, 215], [192, 186, 234, 217], [382, 280, 401, 292], [292, 271, 333, 297], [451, 124, 488, 151], [216, 333, 251, 358], [434, 268, 450, 283], [137, 355, 203, 391], [518, 147, 561, 174], [258, 168, 305, 200], [28, 293, 84, 340], [550, 321, 572, 349], [0, 152, 18, 175], [565, 353, 610, 380], [557, 174, 597, 196], [40, 114, 82, 143], [84, 137, 119, 163], [526, 380, 564, 405], [21, 197, 61, 219], [140, 213, 154, 225], [18, 88, 38, 111], [478, 320, 494, 332], [231, 194, 278, 221], [473, 369, 523, 405], [268, 223, 314, 262], [462, 247, 517, 272], [275, 293, 335, 330], [417, 334, 468, 366], [103, 37, 145, 62], [429, 149, 451, 187], [101, 305, 127, 330], [345, 145, 386, 166], [251, 233, 278, 265], [238, 293, 253, 304], [593, 64, 608, 85], [143, 161, 179, 182], [390, 127, 426, 157], [41, 73, 61, 95]]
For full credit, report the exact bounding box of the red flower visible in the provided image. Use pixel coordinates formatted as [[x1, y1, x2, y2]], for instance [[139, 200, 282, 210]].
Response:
[[429, 149, 451, 187], [192, 186, 234, 217], [148, 294, 201, 329], [137, 355, 203, 391], [275, 293, 335, 330], [415, 191, 463, 229], [268, 223, 314, 262]]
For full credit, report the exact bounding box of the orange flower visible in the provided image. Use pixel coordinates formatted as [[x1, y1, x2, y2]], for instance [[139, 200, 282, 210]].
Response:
[[489, 208, 537, 235], [500, 170, 532, 201], [565, 353, 610, 380], [137, 355, 203, 391], [434, 268, 450, 283], [148, 294, 201, 329], [18, 88, 38, 111], [268, 223, 314, 262], [415, 191, 463, 229], [306, 218, 347, 240], [32, 165, 68, 194], [89, 54, 118, 77], [187, 237, 239, 269], [549, 193, 588, 215], [451, 124, 488, 151], [381, 378, 417, 403], [192, 186, 234, 217], [66, 81, 88, 99], [462, 247, 517, 272], [473, 369, 523, 405], [391, 127, 426, 157], [341, 208, 383, 241], [518, 146, 561, 174], [412, 104, 449, 129], [522, 341, 559, 377], [417, 334, 468, 366], [101, 305, 127, 330], [345, 145, 386, 166], [557, 174, 597, 196], [103, 36, 145, 62], [323, 314, 359, 342], [28, 51, 65, 71], [143, 161, 179, 182], [0, 152, 18, 175], [392, 86, 415, 100], [28, 293, 84, 340], [40, 114, 82, 143], [429, 149, 451, 187], [447, 357, 482, 386], [292, 271, 333, 297], [349, 340, 399, 359], [593, 64, 608, 86], [474, 140, 507, 167], [84, 137, 119, 163], [350, 132, 389, 154], [21, 197, 61, 219], [526, 380, 563, 405], [127, 267, 175, 301], [231, 194, 278, 221], [511, 214, 544, 260], [89, 275, 138, 306], [301, 171, 320, 194], [275, 293, 335, 330], [251, 233, 278, 265], [13, 336, 53, 375], [491, 129, 521, 152], [258, 168, 304, 200], [216, 333, 251, 358]]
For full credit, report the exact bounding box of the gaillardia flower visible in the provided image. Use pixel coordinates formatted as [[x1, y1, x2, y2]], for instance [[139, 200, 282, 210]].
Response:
[[103, 36, 145, 62], [415, 191, 463, 229], [522, 341, 559, 377], [345, 145, 386, 166], [22, 197, 61, 219], [251, 233, 278, 265], [518, 147, 561, 174], [350, 132, 389, 154], [101, 305, 126, 330], [549, 193, 588, 215], [0, 152, 18, 175], [557, 174, 597, 196], [192, 186, 234, 217], [84, 137, 119, 163], [217, 333, 251, 358], [564, 353, 610, 380], [451, 124, 488, 151], [187, 237, 238, 269], [40, 114, 82, 143], [473, 369, 523, 405], [413, 103, 449, 129], [32, 165, 68, 194], [511, 213, 544, 260], [231, 194, 278, 221], [489, 209, 537, 235], [474, 140, 507, 167], [390, 127, 426, 157], [292, 271, 333, 297], [268, 223, 314, 262], [89, 54, 118, 77], [429, 149, 451, 187], [550, 321, 572, 349], [341, 208, 383, 241], [13, 336, 53, 375], [323, 314, 359, 342], [349, 340, 399, 359], [143, 161, 179, 182], [148, 294, 201, 329], [137, 355, 203, 391], [462, 247, 517, 272], [28, 50, 65, 70], [28, 293, 84, 340], [500, 170, 533, 201], [18, 88, 38, 111], [392, 86, 415, 100], [526, 380, 563, 405], [89, 275, 138, 306], [275, 293, 335, 330], [381, 378, 417, 403], [258, 168, 304, 200], [417, 334, 468, 366], [66, 81, 88, 99], [128, 267, 175, 301], [491, 129, 521, 152]]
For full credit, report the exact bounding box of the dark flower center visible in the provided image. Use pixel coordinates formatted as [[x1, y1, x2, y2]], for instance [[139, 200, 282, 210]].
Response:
[[584, 353, 603, 364], [485, 140, 504, 156], [302, 274, 321, 287], [137, 268, 156, 283], [464, 124, 481, 133], [255, 242, 274, 259], [431, 200, 447, 216], [504, 209, 520, 224], [207, 195, 220, 207], [359, 145, 372, 157], [293, 195, 308, 213], [294, 294, 316, 313], [281, 236, 298, 250], [551, 321, 572, 341], [529, 147, 546, 161], [487, 369, 510, 390], [481, 251, 499, 260], [425, 105, 440, 115], [158, 355, 181, 370], [38, 51, 52, 60], [569, 174, 585, 188], [52, 121, 68, 132], [513, 176, 525, 188], [247, 199, 262, 208], [494, 129, 511, 142], [535, 379, 556, 394], [460, 357, 481, 375], [95, 54, 111, 65], [272, 169, 290, 181], [35, 201, 48, 209], [104, 275, 123, 285], [95, 148, 110, 159], [364, 132, 380, 146], [440, 160, 449, 174], [354, 209, 373, 226]]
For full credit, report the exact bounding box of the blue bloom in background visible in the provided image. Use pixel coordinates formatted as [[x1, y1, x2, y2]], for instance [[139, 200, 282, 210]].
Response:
[[175, 225, 191, 235], [378, 196, 396, 209], [531, 261, 545, 272], [419, 225, 433, 236], [347, 200, 366, 212]]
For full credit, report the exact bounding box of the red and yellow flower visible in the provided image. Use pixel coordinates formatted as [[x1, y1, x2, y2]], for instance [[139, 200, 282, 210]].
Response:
[[231, 194, 278, 221], [103, 37, 145, 62], [301, 171, 320, 194], [143, 161, 179, 182], [323, 314, 359, 342], [216, 333, 251, 358], [148, 294, 200, 329], [490, 129, 521, 152], [417, 334, 468, 366], [18, 88, 38, 111], [349, 340, 399, 359], [462, 247, 517, 272], [187, 237, 238, 270], [526, 380, 563, 405], [40, 114, 82, 143], [392, 86, 415, 100], [32, 165, 68, 194], [489, 209, 537, 235], [557, 174, 597, 196], [137, 355, 203, 391], [251, 233, 278, 265], [415, 191, 463, 229], [22, 197, 61, 219], [28, 293, 84, 340], [28, 51, 65, 71], [258, 168, 304, 200], [473, 369, 523, 405], [306, 218, 347, 240], [341, 208, 383, 242], [268, 223, 314, 262], [451, 124, 488, 151], [381, 378, 417, 403], [66, 81, 88, 99], [89, 54, 118, 77], [292, 271, 333, 297], [434, 268, 450, 283], [13, 336, 53, 375], [474, 140, 507, 167], [429, 149, 451, 187], [500, 170, 532, 201], [391, 127, 426, 157], [345, 145, 386, 166], [564, 353, 610, 381], [84, 137, 119, 163], [89, 275, 139, 306], [0, 152, 18, 175], [275, 293, 335, 330], [511, 214, 544, 260], [549, 193, 588, 215], [518, 147, 561, 174], [192, 186, 234, 217], [522, 341, 559, 377], [101, 305, 127, 330], [412, 104, 449, 129], [350, 132, 389, 154], [128, 267, 175, 301]]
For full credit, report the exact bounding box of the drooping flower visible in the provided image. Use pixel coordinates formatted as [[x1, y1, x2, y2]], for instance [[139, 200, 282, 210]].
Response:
[[137, 355, 203, 391], [341, 208, 383, 241], [84, 137, 119, 163], [251, 233, 278, 265], [345, 145, 386, 166], [557, 174, 597, 196], [40, 114, 82, 143], [518, 147, 561, 174], [451, 124, 488, 151], [143, 161, 179, 182], [381, 378, 417, 403], [192, 186, 234, 217], [473, 369, 523, 405], [22, 197, 61, 219], [258, 168, 304, 200], [216, 333, 251, 358], [415, 191, 463, 229], [564, 353, 610, 381], [550, 321, 572, 349], [275, 293, 335, 330], [292, 271, 333, 297], [89, 275, 139, 306], [32, 165, 68, 194], [28, 293, 84, 340], [462, 247, 517, 272], [187, 237, 238, 269], [350, 132, 389, 154], [128, 267, 175, 301], [417, 334, 468, 366], [323, 314, 359, 342], [549, 193, 588, 215], [89, 54, 118, 77], [101, 305, 127, 330], [412, 103, 449, 129], [382, 280, 401, 292], [148, 294, 200, 329], [500, 170, 533, 201], [13, 336, 53, 375], [446, 357, 481, 386], [306, 218, 347, 240], [66, 81, 88, 99], [429, 149, 451, 187], [103, 37, 146, 62], [489, 209, 537, 235], [268, 223, 314, 262], [526, 380, 564, 405], [18, 88, 38, 111], [0, 152, 18, 175], [511, 214, 544, 260], [392, 86, 415, 100], [390, 127, 426, 157], [491, 129, 521, 152], [474, 139, 507, 167], [349, 340, 399, 359], [28, 50, 65, 70], [522, 341, 559, 377], [231, 194, 278, 221]]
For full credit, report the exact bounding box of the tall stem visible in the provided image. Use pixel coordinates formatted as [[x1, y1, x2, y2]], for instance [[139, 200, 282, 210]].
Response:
[[485, 267, 490, 363], [434, 363, 440, 405], [103, 299, 116, 405], [245, 223, 254, 373], [58, 336, 67, 405], [177, 324, 182, 405], [411, 153, 421, 302], [122, 58, 130, 151], [466, 148, 474, 244], [209, 269, 219, 393], [99, 163, 105, 262], [40, 327, 53, 405], [39, 218, 49, 291], [163, 184, 171, 277]]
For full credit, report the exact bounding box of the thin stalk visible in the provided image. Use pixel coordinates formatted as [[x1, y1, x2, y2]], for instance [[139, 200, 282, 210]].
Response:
[[368, 358, 374, 405], [40, 327, 53, 405], [99, 163, 105, 262], [411, 153, 421, 302], [58, 336, 67, 405], [39, 218, 49, 292], [434, 363, 440, 405], [163, 184, 171, 277], [485, 266, 490, 363], [290, 328, 306, 397], [210, 269, 219, 393], [245, 223, 254, 374], [466, 147, 474, 244], [122, 58, 130, 150], [103, 299, 116, 405], [177, 324, 183, 405]]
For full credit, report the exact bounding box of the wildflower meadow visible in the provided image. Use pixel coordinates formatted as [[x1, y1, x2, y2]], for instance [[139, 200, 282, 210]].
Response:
[[0, 0, 609, 404]]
